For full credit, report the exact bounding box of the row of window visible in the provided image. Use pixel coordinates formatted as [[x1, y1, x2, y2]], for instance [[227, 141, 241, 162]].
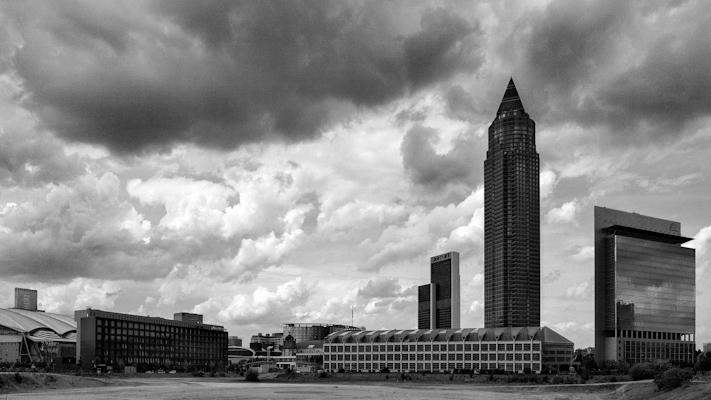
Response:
[[95, 318, 223, 334], [621, 340, 696, 363], [325, 352, 541, 361], [324, 362, 542, 372], [324, 342, 541, 353]]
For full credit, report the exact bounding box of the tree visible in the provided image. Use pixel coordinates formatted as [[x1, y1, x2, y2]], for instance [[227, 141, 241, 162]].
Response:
[[629, 362, 656, 380], [245, 368, 259, 382], [694, 352, 711, 372], [655, 368, 693, 390]]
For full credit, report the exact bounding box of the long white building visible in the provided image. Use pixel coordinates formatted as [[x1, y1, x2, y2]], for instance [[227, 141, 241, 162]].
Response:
[[323, 327, 573, 374]]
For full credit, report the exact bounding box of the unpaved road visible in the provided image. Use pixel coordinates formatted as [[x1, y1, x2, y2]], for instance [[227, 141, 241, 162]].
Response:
[[5, 378, 622, 400]]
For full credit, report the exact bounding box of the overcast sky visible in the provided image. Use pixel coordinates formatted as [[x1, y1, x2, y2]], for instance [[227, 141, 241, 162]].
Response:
[[1, 0, 710, 348]]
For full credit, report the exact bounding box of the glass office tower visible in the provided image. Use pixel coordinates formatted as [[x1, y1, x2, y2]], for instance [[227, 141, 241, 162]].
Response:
[[594, 206, 696, 365], [484, 78, 540, 328], [417, 252, 460, 329]]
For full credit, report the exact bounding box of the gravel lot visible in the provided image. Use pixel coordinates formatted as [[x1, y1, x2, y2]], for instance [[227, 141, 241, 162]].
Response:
[[5, 378, 616, 400]]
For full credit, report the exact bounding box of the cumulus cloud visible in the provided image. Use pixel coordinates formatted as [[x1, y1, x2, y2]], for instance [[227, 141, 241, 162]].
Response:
[[572, 246, 594, 262], [546, 200, 579, 224], [41, 278, 122, 314], [688, 225, 711, 280], [3, 1, 481, 153], [401, 125, 482, 188], [539, 169, 558, 199], [196, 277, 313, 326], [565, 281, 591, 299], [0, 171, 159, 280], [362, 187, 484, 270]]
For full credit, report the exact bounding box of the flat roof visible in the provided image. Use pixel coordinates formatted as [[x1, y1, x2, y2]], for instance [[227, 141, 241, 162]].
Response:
[[605, 225, 693, 244]]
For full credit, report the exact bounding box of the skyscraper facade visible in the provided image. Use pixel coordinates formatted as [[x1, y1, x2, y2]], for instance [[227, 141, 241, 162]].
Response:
[[484, 79, 540, 328], [417, 252, 460, 329], [594, 206, 696, 365]]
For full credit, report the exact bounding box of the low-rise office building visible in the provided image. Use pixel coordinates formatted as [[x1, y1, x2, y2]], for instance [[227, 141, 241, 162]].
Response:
[[75, 309, 227, 371], [283, 323, 360, 343], [323, 327, 573, 374]]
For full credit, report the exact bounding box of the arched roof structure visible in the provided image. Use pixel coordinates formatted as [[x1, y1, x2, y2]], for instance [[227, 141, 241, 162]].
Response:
[[324, 326, 573, 345], [0, 308, 76, 342]]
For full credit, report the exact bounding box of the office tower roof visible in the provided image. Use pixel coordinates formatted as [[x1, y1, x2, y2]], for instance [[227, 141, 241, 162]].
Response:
[[496, 77, 525, 115]]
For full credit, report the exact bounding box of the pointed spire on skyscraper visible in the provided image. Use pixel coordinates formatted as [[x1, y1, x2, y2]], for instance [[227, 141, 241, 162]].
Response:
[[496, 77, 525, 115]]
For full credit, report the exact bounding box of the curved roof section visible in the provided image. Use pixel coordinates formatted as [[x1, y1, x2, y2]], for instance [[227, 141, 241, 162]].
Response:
[[0, 308, 76, 336], [325, 327, 572, 344]]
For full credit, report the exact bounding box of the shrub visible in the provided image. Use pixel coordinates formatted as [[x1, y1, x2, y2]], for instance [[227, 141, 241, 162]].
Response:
[[14, 372, 23, 383], [629, 362, 656, 380], [318, 371, 328, 378], [245, 369, 259, 382], [191, 371, 204, 377], [655, 368, 693, 390], [695, 352, 711, 372]]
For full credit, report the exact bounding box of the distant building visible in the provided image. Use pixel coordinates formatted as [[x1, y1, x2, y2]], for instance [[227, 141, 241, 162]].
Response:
[[173, 312, 203, 324], [484, 79, 540, 328], [14, 288, 38, 311], [417, 252, 460, 329], [228, 336, 243, 347], [0, 308, 76, 368], [75, 309, 227, 371], [417, 284, 432, 329], [249, 332, 284, 355], [227, 346, 254, 364], [594, 206, 696, 366], [704, 343, 711, 353], [324, 327, 573, 373], [282, 323, 360, 343]]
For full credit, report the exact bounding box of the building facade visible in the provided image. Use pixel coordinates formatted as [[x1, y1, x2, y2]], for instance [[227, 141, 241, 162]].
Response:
[[228, 336, 243, 347], [0, 308, 76, 368], [594, 206, 696, 366], [75, 309, 227, 371], [484, 79, 540, 328], [282, 323, 360, 344], [323, 327, 572, 374], [418, 252, 460, 329], [14, 288, 38, 311], [250, 332, 284, 355]]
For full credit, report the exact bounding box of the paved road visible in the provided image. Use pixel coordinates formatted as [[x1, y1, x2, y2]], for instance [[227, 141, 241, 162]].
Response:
[[6, 379, 619, 400]]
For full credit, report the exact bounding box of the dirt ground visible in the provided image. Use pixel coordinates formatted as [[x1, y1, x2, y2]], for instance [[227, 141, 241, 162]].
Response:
[[3, 375, 710, 400]]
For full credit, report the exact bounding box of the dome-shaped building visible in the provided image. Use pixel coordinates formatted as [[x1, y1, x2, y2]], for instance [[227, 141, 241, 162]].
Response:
[[0, 308, 76, 368]]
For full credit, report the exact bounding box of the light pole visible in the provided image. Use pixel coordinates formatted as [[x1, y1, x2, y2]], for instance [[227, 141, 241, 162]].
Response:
[[267, 346, 274, 368]]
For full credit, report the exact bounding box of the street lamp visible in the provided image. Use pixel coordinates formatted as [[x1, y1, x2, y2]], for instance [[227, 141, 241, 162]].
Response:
[[267, 346, 274, 367]]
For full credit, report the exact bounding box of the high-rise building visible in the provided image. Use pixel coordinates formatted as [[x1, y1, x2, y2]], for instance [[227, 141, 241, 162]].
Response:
[[417, 284, 432, 329], [484, 78, 540, 328], [594, 206, 696, 365], [14, 288, 38, 311], [417, 252, 460, 329]]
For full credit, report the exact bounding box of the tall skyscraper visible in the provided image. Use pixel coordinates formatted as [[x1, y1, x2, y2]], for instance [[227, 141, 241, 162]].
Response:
[[417, 251, 460, 329], [594, 206, 696, 365], [484, 78, 540, 328]]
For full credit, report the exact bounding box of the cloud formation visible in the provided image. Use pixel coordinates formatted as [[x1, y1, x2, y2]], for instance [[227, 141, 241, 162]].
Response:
[[4, 1, 480, 153], [401, 125, 482, 188]]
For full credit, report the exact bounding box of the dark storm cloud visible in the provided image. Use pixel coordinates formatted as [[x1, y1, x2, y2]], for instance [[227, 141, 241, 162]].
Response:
[[510, 0, 711, 138], [400, 125, 483, 188], [594, 23, 711, 129], [4, 0, 481, 153]]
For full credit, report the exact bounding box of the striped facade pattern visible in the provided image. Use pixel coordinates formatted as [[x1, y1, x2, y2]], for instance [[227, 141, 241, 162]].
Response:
[[323, 327, 573, 374]]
